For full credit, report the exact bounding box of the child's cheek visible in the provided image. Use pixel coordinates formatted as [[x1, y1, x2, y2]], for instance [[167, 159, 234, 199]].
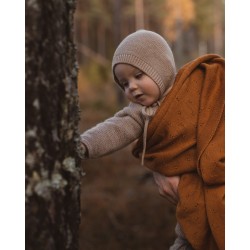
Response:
[[125, 91, 132, 101]]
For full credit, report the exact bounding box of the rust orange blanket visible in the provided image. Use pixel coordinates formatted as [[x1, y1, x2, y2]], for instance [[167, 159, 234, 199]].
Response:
[[133, 54, 225, 250]]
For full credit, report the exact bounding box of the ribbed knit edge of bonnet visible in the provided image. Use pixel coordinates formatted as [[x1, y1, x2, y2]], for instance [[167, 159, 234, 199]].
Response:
[[113, 54, 165, 93]]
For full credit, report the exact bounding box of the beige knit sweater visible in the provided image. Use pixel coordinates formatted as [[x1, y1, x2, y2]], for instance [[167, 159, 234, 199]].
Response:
[[80, 101, 160, 159]]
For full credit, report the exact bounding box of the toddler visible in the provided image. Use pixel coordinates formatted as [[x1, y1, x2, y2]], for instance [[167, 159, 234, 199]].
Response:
[[78, 29, 176, 166]]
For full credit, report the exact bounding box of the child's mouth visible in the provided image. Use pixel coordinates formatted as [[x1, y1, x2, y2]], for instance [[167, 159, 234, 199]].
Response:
[[134, 93, 144, 99]]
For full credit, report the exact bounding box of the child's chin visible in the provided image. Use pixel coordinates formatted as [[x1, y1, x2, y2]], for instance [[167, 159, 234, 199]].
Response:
[[141, 100, 156, 106], [140, 102, 152, 107]]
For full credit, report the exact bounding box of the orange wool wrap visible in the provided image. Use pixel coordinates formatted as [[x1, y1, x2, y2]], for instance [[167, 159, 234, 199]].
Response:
[[133, 54, 225, 250]]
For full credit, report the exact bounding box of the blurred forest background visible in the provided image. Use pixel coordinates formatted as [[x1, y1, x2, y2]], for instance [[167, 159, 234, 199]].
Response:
[[74, 0, 225, 249]]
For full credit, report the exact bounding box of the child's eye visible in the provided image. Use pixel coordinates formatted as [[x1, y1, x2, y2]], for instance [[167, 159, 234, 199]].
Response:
[[121, 81, 129, 88], [135, 72, 143, 79]]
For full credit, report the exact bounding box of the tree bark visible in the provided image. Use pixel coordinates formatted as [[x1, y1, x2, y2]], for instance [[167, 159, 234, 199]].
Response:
[[25, 1, 81, 249]]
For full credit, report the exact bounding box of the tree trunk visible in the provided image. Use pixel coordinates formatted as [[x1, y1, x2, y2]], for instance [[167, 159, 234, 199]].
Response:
[[25, 1, 81, 250]]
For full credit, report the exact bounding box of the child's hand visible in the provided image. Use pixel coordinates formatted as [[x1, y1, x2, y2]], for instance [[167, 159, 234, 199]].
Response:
[[153, 172, 180, 205], [76, 141, 88, 159]]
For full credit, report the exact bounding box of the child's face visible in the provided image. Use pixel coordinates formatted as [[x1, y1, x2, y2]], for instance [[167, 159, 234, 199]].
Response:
[[114, 64, 160, 106]]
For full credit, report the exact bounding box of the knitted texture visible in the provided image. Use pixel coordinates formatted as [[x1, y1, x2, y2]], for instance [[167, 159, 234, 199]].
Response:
[[80, 102, 146, 158], [133, 54, 225, 250], [112, 30, 176, 96]]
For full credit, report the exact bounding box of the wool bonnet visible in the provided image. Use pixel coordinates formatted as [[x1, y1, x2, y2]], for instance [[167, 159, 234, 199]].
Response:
[[112, 29, 176, 96]]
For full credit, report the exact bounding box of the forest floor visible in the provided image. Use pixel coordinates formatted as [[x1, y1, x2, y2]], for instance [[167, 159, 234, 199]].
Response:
[[78, 102, 177, 250]]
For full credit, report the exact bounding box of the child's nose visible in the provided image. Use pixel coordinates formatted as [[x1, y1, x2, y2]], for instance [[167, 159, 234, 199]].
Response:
[[128, 80, 137, 91]]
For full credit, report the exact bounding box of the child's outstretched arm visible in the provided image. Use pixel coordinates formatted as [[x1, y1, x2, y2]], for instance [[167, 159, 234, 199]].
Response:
[[78, 102, 144, 159]]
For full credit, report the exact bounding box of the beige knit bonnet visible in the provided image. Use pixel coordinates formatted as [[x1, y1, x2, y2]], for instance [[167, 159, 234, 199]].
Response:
[[112, 29, 176, 97]]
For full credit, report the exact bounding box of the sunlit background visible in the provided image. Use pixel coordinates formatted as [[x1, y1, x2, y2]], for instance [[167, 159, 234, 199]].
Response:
[[75, 0, 224, 111], [74, 1, 225, 249]]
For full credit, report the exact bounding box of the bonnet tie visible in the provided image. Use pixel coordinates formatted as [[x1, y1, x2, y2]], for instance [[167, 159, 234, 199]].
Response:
[[141, 103, 159, 166]]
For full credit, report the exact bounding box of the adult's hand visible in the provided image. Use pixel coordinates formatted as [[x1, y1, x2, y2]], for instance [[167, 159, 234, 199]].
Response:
[[153, 172, 180, 205]]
